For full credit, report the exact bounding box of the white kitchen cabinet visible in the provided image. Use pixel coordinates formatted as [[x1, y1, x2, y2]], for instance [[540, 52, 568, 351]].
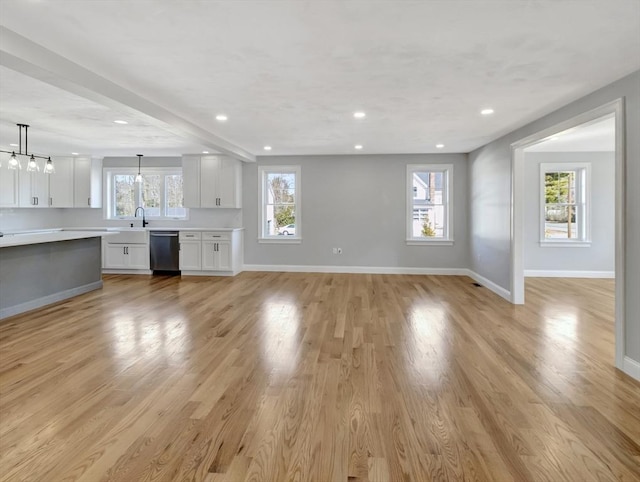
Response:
[[104, 244, 149, 269], [18, 158, 49, 208], [74, 157, 102, 208], [48, 157, 74, 207], [201, 239, 231, 271], [178, 230, 241, 275], [179, 232, 201, 271], [181, 155, 242, 208], [0, 153, 19, 207]]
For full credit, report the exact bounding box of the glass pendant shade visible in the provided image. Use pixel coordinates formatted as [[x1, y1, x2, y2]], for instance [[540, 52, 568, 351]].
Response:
[[44, 157, 55, 174], [26, 155, 39, 172], [8, 152, 21, 170], [135, 172, 143, 183]]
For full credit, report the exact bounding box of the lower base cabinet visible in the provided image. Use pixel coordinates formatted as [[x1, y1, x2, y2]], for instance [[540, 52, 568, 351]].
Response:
[[104, 244, 149, 269], [179, 230, 241, 275]]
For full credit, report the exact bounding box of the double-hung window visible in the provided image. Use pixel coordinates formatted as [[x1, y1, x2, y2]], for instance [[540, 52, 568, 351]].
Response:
[[105, 168, 187, 220], [258, 165, 301, 242], [406, 164, 453, 244], [540, 163, 590, 244]]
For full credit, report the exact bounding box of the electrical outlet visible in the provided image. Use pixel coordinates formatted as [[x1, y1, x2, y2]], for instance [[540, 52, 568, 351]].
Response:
[[332, 247, 338, 254], [337, 248, 343, 254]]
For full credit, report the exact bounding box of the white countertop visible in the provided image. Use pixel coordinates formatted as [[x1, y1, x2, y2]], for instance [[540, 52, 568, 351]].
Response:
[[0, 230, 117, 248]]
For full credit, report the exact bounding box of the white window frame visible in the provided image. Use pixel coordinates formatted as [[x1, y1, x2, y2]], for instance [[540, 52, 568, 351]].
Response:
[[258, 165, 301, 244], [406, 164, 454, 245], [539, 162, 591, 247], [103, 167, 188, 220]]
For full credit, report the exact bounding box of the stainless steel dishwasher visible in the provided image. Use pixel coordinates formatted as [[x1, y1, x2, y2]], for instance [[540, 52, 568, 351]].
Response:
[[149, 231, 180, 273]]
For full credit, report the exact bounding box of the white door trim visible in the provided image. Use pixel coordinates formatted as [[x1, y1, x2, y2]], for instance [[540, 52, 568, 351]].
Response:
[[510, 98, 626, 371]]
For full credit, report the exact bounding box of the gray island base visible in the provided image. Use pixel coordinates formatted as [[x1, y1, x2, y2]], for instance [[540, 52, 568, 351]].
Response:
[[0, 237, 103, 319]]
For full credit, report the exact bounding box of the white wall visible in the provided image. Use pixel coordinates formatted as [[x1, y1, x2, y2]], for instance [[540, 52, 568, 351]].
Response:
[[243, 154, 469, 271], [524, 151, 615, 275], [468, 70, 639, 367]]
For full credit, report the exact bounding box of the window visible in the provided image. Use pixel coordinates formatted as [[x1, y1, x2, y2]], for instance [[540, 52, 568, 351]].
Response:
[[258, 165, 301, 242], [406, 164, 453, 244], [540, 163, 590, 244], [105, 168, 187, 220]]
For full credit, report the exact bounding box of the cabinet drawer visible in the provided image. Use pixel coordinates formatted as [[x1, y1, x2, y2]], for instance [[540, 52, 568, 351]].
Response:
[[202, 232, 230, 240], [179, 231, 202, 240]]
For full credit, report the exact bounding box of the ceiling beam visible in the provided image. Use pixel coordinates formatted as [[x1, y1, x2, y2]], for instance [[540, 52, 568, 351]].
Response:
[[0, 26, 255, 162]]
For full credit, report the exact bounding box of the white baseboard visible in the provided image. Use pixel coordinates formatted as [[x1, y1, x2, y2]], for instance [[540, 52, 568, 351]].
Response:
[[622, 356, 640, 381], [102, 269, 153, 275], [0, 281, 103, 320], [465, 270, 512, 302], [524, 270, 615, 278], [242, 264, 468, 276]]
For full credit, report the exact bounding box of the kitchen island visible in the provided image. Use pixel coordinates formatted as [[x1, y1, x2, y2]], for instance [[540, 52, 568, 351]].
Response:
[[0, 231, 114, 319]]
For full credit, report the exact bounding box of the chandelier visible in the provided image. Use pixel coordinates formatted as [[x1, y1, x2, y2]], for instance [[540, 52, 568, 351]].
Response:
[[0, 123, 55, 173]]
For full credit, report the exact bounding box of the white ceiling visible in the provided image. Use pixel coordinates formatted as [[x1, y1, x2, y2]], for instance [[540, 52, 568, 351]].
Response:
[[526, 116, 615, 152], [0, 1, 638, 159]]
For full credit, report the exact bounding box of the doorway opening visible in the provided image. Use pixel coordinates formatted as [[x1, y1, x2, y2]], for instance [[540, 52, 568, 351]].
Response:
[[510, 99, 625, 370]]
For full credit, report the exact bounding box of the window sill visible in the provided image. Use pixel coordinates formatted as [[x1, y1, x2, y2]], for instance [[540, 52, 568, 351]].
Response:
[[539, 241, 591, 248], [406, 239, 454, 246], [258, 237, 302, 244]]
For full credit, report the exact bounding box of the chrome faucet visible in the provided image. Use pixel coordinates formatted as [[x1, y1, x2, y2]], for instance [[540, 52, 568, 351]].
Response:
[[134, 207, 148, 227]]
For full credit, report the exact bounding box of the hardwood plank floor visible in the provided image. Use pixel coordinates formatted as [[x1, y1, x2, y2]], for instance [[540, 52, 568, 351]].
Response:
[[0, 273, 638, 481]]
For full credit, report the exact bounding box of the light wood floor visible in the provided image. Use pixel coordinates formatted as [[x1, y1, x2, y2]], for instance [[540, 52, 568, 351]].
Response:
[[0, 273, 638, 481]]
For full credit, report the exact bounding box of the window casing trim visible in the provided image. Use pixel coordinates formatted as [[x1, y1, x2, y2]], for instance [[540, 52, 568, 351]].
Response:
[[103, 167, 188, 220], [539, 162, 591, 245], [406, 164, 454, 244], [257, 165, 301, 242]]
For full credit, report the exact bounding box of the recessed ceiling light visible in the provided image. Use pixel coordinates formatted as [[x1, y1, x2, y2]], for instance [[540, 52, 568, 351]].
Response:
[[436, 144, 445, 149], [263, 146, 272, 151], [202, 150, 209, 154], [113, 120, 128, 124], [9, 143, 18, 147], [354, 144, 363, 150], [216, 114, 228, 122], [480, 108, 494, 116], [353, 112, 366, 119], [71, 152, 79, 155]]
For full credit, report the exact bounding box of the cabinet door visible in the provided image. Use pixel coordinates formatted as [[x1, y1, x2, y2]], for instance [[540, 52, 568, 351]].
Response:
[[199, 155, 218, 208], [49, 158, 74, 207], [179, 241, 201, 270], [105, 245, 128, 268], [214, 241, 232, 271], [0, 153, 19, 207], [217, 158, 240, 208], [182, 155, 201, 208], [127, 245, 149, 269], [201, 240, 217, 270], [74, 158, 91, 207], [18, 167, 48, 208], [32, 159, 49, 208]]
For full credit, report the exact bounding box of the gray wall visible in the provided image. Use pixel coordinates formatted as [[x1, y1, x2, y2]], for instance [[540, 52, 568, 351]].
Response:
[[524, 151, 615, 273], [243, 154, 469, 270], [468, 70, 639, 364]]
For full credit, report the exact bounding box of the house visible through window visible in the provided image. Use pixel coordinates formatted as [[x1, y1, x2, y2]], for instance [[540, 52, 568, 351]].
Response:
[[259, 166, 301, 241], [106, 168, 186, 220], [407, 164, 452, 242], [541, 163, 589, 242]]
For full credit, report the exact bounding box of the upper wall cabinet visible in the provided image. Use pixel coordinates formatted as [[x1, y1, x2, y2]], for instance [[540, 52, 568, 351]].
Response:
[[18, 158, 49, 208], [182, 155, 242, 209], [73, 157, 102, 208], [0, 153, 19, 208], [49, 157, 74, 208]]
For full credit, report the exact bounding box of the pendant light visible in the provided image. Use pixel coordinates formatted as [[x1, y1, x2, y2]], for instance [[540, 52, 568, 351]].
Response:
[[7, 152, 21, 170], [135, 154, 143, 183], [1, 124, 54, 174], [26, 154, 39, 172]]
